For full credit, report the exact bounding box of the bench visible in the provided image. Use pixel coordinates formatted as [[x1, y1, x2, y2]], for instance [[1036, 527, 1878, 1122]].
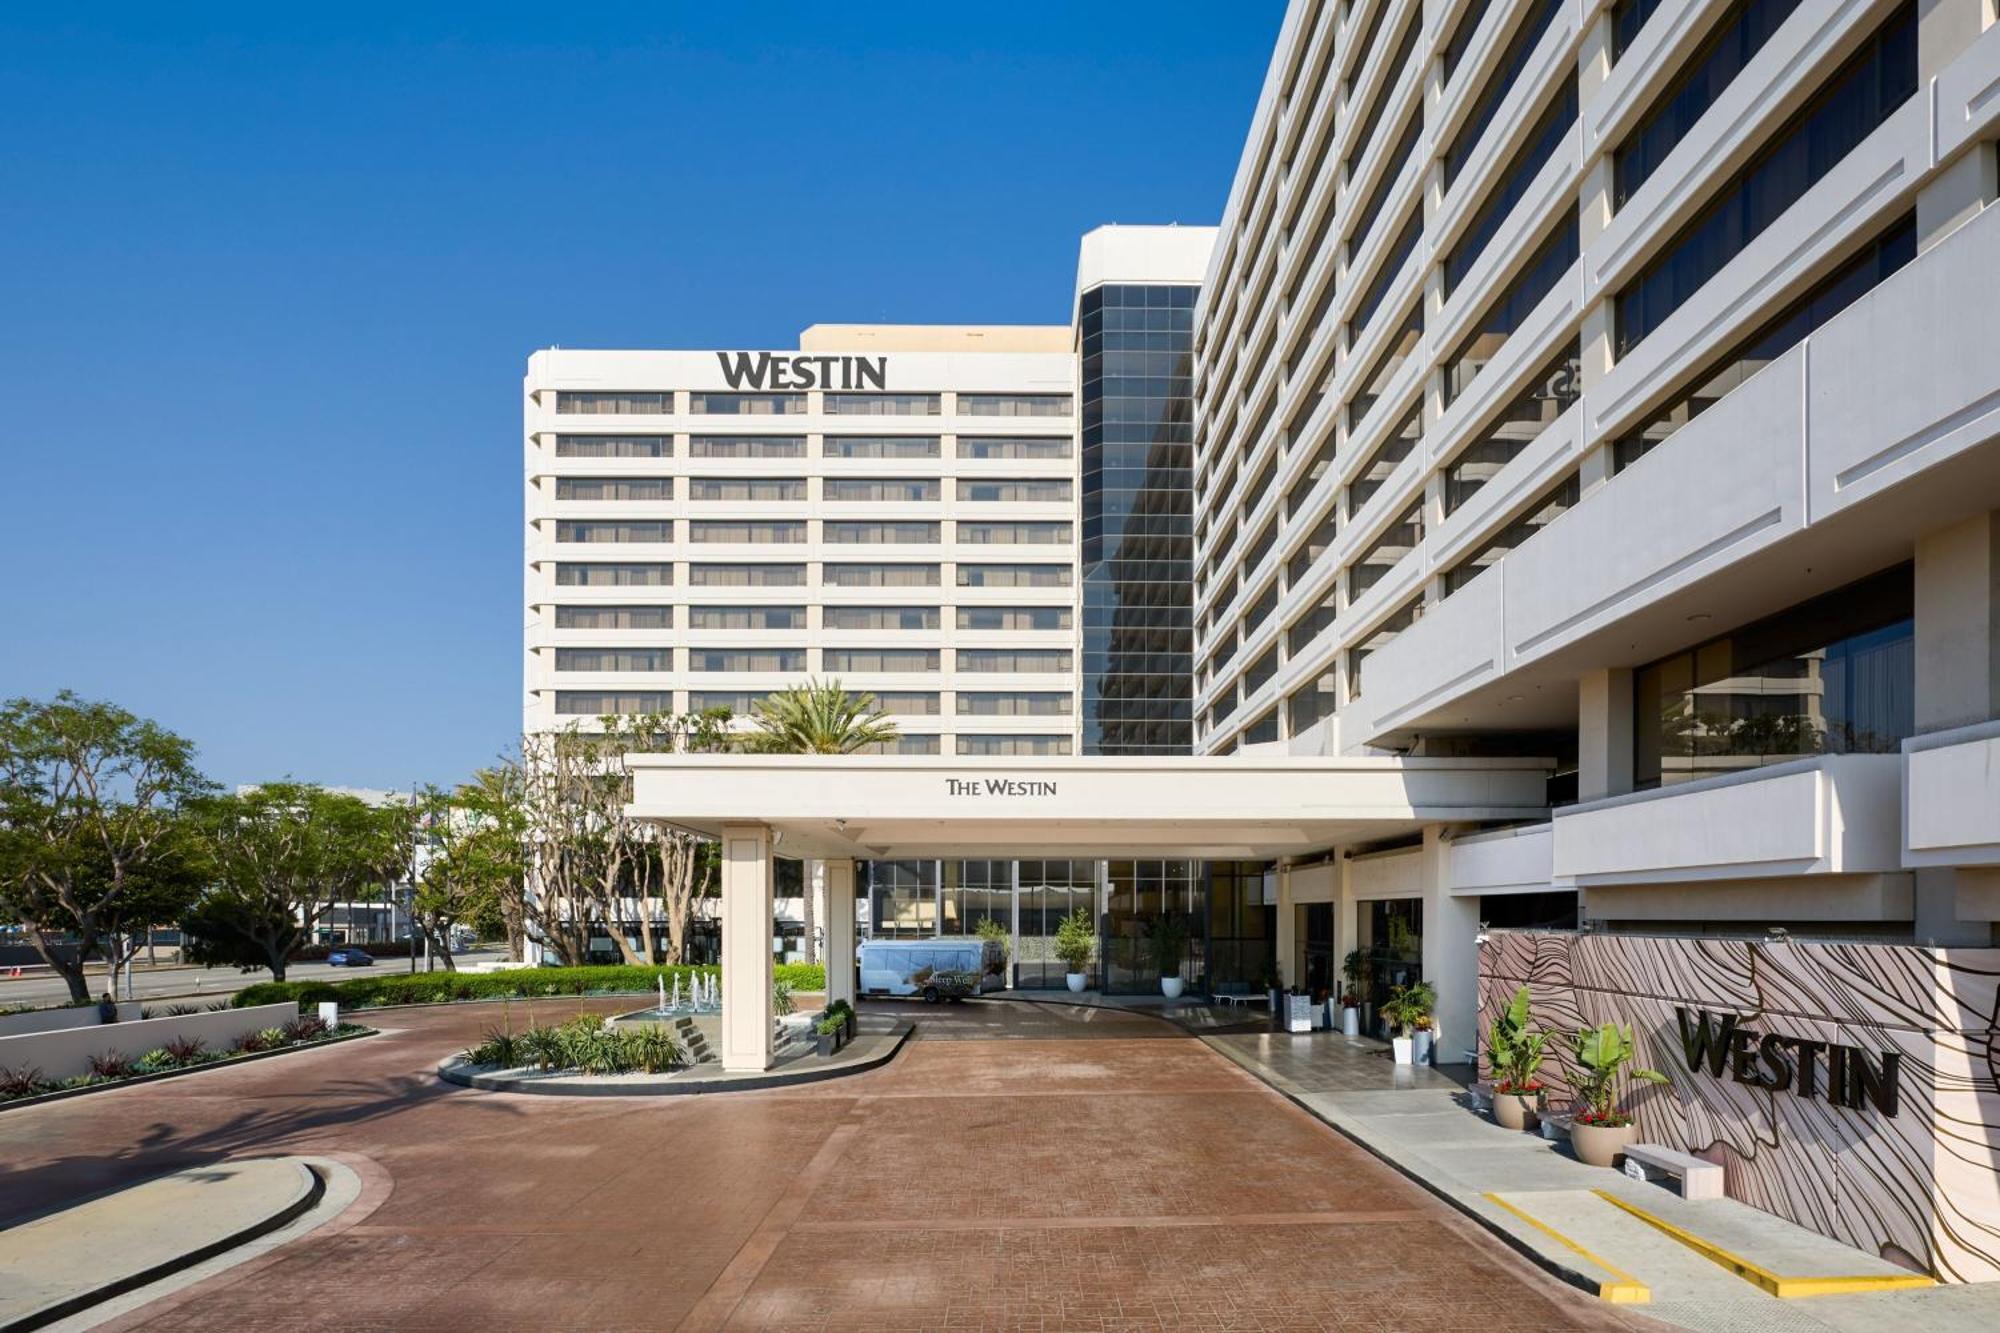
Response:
[[1622, 1144, 1725, 1201], [1210, 990, 1269, 1008]]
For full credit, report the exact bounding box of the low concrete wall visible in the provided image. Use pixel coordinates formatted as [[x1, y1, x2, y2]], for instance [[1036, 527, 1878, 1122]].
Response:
[[0, 1002, 142, 1039], [0, 1003, 299, 1081]]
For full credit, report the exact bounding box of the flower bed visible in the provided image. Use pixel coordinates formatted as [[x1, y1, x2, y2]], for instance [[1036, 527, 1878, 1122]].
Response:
[[0, 1016, 372, 1107], [463, 1014, 684, 1076], [234, 962, 827, 1011]]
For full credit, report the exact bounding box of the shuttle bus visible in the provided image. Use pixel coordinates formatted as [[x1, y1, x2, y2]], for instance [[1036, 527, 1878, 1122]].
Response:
[[857, 937, 1005, 1001]]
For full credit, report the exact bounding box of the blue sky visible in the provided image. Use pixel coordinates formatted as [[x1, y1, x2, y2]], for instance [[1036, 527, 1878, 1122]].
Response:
[[0, 2, 1280, 789]]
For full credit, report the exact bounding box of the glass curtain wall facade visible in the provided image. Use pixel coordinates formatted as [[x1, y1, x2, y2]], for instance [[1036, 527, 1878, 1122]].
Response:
[[1079, 283, 1198, 755]]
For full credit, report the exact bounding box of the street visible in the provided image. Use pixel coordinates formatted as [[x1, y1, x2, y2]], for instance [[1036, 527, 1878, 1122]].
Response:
[[0, 948, 507, 1008]]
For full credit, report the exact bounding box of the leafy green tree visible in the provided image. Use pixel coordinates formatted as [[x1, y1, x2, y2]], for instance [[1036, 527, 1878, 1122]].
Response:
[[183, 783, 405, 981], [410, 777, 524, 971], [0, 692, 210, 1002], [745, 679, 898, 754]]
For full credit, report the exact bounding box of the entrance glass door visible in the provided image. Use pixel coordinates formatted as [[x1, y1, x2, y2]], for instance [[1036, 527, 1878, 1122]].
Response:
[[1015, 859, 1098, 989], [1357, 899, 1421, 1036]]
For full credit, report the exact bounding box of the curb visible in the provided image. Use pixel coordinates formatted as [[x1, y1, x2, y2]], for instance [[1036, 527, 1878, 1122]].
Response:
[[1, 1159, 326, 1333], [1199, 1036, 1633, 1306], [0, 1028, 379, 1115], [436, 1022, 913, 1096]]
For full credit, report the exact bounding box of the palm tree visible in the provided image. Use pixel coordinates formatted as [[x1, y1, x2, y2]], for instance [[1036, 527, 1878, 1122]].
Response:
[[744, 680, 898, 967], [745, 679, 900, 754]]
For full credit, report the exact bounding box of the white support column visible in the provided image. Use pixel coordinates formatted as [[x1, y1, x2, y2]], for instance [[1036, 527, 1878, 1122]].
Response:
[[1419, 825, 1478, 1065], [719, 821, 775, 1073], [1577, 667, 1634, 802], [824, 858, 857, 1009], [1275, 859, 1298, 992]]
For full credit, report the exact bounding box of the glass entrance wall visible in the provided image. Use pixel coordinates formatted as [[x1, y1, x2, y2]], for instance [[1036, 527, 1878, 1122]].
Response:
[[1015, 859, 1102, 989], [866, 860, 938, 939], [1301, 902, 1335, 999], [941, 859, 1012, 937], [1206, 860, 1275, 990], [1102, 859, 1201, 993], [1357, 898, 1422, 1028]]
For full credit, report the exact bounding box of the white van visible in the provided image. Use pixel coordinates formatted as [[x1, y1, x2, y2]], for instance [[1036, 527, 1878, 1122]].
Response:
[[858, 937, 1005, 1001]]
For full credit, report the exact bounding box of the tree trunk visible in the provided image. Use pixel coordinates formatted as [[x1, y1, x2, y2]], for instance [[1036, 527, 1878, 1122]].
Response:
[[28, 926, 92, 1003]]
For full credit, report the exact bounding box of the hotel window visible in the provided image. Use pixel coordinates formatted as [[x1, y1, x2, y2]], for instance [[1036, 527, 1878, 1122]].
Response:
[[1348, 407, 1420, 512], [958, 691, 1073, 716], [872, 691, 941, 716], [1614, 3, 1916, 357], [822, 648, 940, 672], [1349, 502, 1423, 600], [856, 736, 943, 756], [957, 563, 1072, 588], [554, 647, 672, 672], [957, 648, 1073, 673], [957, 606, 1071, 632], [1440, 0, 1493, 86], [688, 648, 805, 673], [1343, 10, 1420, 177], [688, 520, 806, 544], [1243, 520, 1277, 575], [1349, 206, 1423, 339], [1442, 339, 1581, 513], [825, 393, 940, 416], [1287, 670, 1338, 734], [824, 478, 940, 503], [1241, 709, 1279, 746], [957, 479, 1072, 503], [689, 691, 769, 715], [958, 436, 1073, 460], [1243, 581, 1279, 639], [1443, 81, 1578, 300], [1613, 215, 1914, 471], [1442, 0, 1564, 192], [1346, 596, 1422, 699], [554, 605, 670, 629], [556, 563, 671, 587], [1286, 439, 1338, 520], [958, 394, 1072, 417], [1442, 471, 1579, 597], [1345, 109, 1423, 260], [823, 563, 941, 587], [1443, 216, 1578, 406], [688, 563, 806, 587], [1341, 0, 1390, 101], [556, 477, 673, 502], [1614, 0, 1801, 207], [687, 392, 803, 415], [823, 435, 940, 459], [688, 435, 806, 458], [1634, 564, 1914, 788], [823, 606, 940, 631], [687, 478, 805, 502], [1346, 303, 1422, 430], [1285, 509, 1338, 589], [555, 435, 670, 458], [1287, 592, 1338, 656], [1610, 0, 1663, 62], [957, 735, 1074, 756], [555, 392, 670, 415], [1242, 646, 1277, 696], [823, 520, 940, 544], [555, 520, 672, 544], [555, 690, 672, 714], [959, 522, 1072, 545], [687, 606, 806, 630]]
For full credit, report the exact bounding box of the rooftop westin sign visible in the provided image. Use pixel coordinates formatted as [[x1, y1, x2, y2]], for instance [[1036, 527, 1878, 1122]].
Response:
[[716, 352, 887, 391], [945, 778, 1058, 799], [1675, 1007, 1900, 1117]]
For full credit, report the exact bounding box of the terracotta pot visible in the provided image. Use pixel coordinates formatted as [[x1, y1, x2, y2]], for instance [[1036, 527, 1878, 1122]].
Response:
[[1570, 1118, 1639, 1168], [1492, 1090, 1541, 1131]]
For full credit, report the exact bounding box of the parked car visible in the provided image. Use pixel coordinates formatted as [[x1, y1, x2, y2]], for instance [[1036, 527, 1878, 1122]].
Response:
[[858, 938, 1004, 1002], [326, 946, 375, 967]]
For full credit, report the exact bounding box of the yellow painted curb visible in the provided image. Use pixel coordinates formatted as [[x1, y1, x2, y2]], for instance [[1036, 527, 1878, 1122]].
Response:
[[1482, 1193, 1652, 1303], [1588, 1190, 1936, 1298]]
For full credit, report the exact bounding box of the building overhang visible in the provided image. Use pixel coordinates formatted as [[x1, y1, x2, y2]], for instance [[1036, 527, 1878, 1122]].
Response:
[[624, 754, 1552, 860]]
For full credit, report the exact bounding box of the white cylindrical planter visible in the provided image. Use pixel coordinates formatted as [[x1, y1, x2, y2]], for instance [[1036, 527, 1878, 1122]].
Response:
[[318, 1002, 340, 1029], [1341, 1007, 1360, 1037], [1392, 1036, 1414, 1065], [1160, 976, 1184, 999], [1066, 973, 1087, 993]]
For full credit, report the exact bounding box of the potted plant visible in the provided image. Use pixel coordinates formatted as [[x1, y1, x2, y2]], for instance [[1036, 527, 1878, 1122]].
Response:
[[1148, 913, 1191, 999], [1380, 985, 1419, 1064], [1401, 981, 1438, 1065], [1567, 1021, 1668, 1167], [1486, 985, 1549, 1131], [814, 1013, 844, 1057], [1339, 950, 1369, 1037], [1055, 908, 1095, 993]]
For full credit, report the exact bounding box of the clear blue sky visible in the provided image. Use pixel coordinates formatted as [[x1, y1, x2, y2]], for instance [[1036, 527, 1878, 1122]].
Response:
[[0, 2, 1279, 790]]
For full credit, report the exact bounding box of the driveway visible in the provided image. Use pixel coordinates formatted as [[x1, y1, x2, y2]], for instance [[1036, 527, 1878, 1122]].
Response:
[[0, 996, 1659, 1331]]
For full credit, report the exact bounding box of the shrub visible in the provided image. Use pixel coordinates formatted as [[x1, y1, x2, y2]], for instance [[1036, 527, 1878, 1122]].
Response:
[[0, 1065, 55, 1099], [773, 981, 796, 1017], [623, 1025, 683, 1074], [162, 1036, 208, 1066], [88, 1051, 139, 1079], [466, 1027, 523, 1068], [283, 1015, 330, 1043], [232, 1029, 277, 1054], [815, 1015, 843, 1036], [517, 1025, 567, 1072], [135, 1048, 176, 1073], [233, 962, 827, 1013]]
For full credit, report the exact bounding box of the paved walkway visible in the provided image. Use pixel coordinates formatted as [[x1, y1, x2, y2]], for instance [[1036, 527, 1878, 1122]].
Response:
[[0, 995, 1658, 1331]]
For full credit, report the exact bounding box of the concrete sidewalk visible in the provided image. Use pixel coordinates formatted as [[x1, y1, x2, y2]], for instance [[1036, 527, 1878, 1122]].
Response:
[[1204, 1028, 2000, 1333]]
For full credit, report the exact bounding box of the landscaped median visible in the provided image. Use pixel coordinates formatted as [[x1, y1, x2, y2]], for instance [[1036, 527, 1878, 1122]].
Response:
[[232, 962, 828, 1011]]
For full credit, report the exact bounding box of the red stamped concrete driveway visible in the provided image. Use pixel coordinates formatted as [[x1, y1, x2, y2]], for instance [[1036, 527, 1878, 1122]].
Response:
[[0, 997, 1660, 1332]]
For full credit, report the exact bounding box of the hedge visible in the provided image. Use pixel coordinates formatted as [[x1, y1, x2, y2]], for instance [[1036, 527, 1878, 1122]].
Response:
[[233, 962, 827, 1011]]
